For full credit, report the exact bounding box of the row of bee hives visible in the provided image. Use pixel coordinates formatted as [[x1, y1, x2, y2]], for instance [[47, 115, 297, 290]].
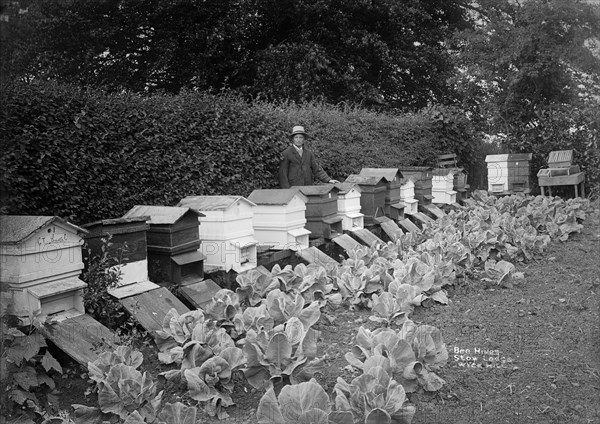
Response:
[[4, 149, 586, 329], [0, 165, 469, 326]]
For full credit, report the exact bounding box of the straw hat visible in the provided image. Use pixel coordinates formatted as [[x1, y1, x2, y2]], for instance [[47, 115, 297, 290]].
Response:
[[290, 126, 308, 138]]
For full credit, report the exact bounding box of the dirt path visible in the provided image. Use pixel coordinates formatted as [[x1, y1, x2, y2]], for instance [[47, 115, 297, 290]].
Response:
[[406, 206, 600, 423]]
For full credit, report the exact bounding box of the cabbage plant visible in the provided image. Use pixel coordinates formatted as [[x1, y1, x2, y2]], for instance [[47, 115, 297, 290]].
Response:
[[345, 321, 447, 393], [155, 308, 206, 352], [346, 244, 380, 268], [334, 268, 382, 309], [272, 263, 335, 303], [242, 324, 323, 394], [87, 345, 143, 383], [156, 402, 197, 424], [232, 303, 275, 344], [334, 357, 416, 424], [184, 346, 245, 419], [156, 308, 235, 367], [482, 259, 524, 288], [236, 268, 280, 306], [391, 257, 435, 293], [256, 379, 353, 424], [370, 292, 408, 325], [74, 350, 163, 423], [265, 289, 321, 328], [200, 289, 242, 328], [386, 282, 426, 317]]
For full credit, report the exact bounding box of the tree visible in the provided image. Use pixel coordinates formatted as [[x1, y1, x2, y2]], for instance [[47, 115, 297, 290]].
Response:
[[238, 0, 469, 108], [449, 0, 600, 194], [1, 0, 471, 109], [450, 0, 599, 130]]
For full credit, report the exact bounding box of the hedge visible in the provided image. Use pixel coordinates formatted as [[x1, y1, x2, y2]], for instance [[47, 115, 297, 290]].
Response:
[[1, 81, 480, 224]]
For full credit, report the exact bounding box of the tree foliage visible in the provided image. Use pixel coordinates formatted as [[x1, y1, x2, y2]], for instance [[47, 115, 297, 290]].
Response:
[[451, 0, 599, 126], [1, 0, 469, 109], [449, 0, 600, 194]]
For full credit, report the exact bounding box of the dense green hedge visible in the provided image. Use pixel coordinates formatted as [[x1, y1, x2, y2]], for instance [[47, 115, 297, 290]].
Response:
[[1, 81, 479, 224]]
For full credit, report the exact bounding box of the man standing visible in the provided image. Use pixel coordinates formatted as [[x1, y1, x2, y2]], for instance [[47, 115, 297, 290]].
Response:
[[279, 125, 339, 188]]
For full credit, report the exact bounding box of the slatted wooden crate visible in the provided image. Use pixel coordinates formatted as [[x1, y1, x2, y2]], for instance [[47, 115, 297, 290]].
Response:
[[537, 150, 581, 177], [0, 216, 88, 323], [549, 150, 574, 168], [247, 189, 311, 251], [437, 153, 458, 168]]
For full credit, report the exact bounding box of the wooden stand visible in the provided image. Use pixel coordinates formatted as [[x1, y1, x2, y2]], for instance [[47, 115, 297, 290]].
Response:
[[537, 151, 586, 199], [408, 212, 435, 228], [539, 172, 586, 198]]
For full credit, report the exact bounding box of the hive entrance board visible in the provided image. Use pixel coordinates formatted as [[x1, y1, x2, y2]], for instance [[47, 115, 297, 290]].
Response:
[[408, 212, 435, 228], [350, 228, 385, 247], [179, 279, 222, 310], [35, 314, 119, 366], [398, 218, 421, 234], [377, 217, 404, 243], [332, 234, 363, 252], [297, 246, 338, 266], [419, 203, 446, 219], [117, 287, 189, 337]]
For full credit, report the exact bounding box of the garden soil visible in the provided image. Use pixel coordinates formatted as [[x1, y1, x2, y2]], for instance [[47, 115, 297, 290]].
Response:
[[54, 206, 600, 424]]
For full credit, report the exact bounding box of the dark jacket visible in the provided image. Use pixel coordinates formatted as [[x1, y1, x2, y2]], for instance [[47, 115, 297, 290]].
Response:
[[279, 145, 331, 188]]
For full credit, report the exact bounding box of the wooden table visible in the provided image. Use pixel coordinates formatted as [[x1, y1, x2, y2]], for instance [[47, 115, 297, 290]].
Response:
[[538, 172, 585, 198]]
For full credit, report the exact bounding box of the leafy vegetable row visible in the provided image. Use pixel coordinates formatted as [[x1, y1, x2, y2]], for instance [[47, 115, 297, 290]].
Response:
[[72, 191, 589, 422]]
